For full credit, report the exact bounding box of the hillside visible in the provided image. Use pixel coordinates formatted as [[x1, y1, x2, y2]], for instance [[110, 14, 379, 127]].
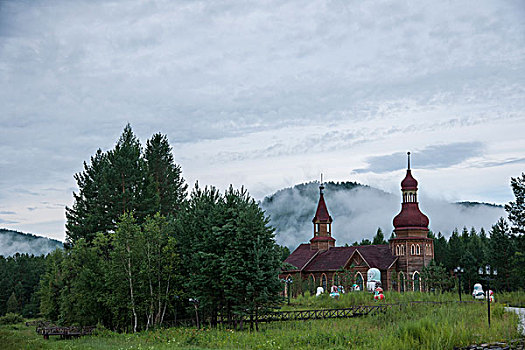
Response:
[[260, 181, 506, 249], [0, 228, 63, 256]]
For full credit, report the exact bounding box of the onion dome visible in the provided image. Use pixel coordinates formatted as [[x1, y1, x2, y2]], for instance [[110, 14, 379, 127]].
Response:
[[393, 203, 429, 229], [401, 170, 418, 190], [393, 152, 429, 231]]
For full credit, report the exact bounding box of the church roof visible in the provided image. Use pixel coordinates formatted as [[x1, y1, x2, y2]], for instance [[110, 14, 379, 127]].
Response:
[[401, 170, 418, 190], [313, 188, 332, 222], [303, 246, 356, 271], [355, 245, 397, 270], [283, 243, 319, 270], [283, 244, 397, 272]]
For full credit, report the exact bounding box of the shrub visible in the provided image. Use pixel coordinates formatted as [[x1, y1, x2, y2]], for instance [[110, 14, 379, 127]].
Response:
[[0, 313, 24, 325]]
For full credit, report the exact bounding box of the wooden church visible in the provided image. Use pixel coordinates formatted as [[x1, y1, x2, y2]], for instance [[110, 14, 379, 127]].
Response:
[[279, 153, 434, 293]]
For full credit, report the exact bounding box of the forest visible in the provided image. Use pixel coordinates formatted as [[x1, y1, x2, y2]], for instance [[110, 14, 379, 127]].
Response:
[[0, 125, 524, 332]]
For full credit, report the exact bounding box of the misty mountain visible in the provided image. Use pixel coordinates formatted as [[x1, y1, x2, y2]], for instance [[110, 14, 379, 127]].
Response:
[[261, 181, 506, 249], [0, 228, 63, 257]]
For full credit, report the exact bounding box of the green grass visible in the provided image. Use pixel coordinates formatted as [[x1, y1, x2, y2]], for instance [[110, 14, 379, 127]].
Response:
[[497, 291, 525, 307], [279, 291, 459, 310], [1, 296, 521, 350]]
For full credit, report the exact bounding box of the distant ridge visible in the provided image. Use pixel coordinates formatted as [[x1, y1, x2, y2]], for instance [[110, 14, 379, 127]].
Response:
[[0, 228, 63, 257], [261, 181, 506, 249]]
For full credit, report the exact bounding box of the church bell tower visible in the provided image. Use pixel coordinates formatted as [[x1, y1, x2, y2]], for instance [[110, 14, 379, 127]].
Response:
[[390, 152, 434, 285], [310, 180, 335, 250]]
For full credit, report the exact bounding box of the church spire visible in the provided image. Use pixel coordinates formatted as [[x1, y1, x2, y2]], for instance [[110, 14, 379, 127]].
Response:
[[310, 177, 335, 250]]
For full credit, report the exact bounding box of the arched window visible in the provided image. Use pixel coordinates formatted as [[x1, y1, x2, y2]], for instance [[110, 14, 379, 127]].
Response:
[[399, 272, 405, 292], [355, 272, 364, 291], [410, 244, 415, 255], [395, 245, 399, 255], [321, 274, 327, 291], [416, 244, 421, 255], [413, 272, 421, 291], [401, 245, 405, 255]]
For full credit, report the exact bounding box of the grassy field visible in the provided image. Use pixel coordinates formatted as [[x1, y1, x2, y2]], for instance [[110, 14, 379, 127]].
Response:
[[1, 293, 521, 350]]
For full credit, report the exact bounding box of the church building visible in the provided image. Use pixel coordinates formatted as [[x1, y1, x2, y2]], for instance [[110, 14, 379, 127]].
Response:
[[279, 153, 434, 293]]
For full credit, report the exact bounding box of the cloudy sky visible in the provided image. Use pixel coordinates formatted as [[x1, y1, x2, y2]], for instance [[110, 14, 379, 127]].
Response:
[[0, 0, 524, 242]]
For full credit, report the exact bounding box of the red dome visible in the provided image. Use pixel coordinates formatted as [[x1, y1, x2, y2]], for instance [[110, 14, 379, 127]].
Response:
[[393, 203, 429, 229], [401, 170, 418, 190]]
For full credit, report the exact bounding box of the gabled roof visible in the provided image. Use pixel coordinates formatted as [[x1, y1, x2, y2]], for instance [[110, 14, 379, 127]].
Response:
[[285, 244, 397, 273], [303, 246, 356, 272], [283, 244, 318, 270], [356, 245, 398, 270]]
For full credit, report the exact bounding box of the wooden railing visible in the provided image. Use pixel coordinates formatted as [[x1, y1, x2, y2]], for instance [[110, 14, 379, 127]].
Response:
[[36, 325, 96, 339]]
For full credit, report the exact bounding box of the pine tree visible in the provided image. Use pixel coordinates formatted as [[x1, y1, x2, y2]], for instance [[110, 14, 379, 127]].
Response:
[[490, 218, 514, 291], [144, 133, 188, 217], [446, 229, 462, 270], [6, 292, 19, 314], [175, 183, 224, 325], [372, 228, 387, 245], [505, 173, 525, 236], [66, 149, 112, 244], [66, 125, 156, 245], [105, 125, 150, 225]]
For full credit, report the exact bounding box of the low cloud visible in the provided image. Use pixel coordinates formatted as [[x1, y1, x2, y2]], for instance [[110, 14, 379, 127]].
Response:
[[262, 182, 505, 249]]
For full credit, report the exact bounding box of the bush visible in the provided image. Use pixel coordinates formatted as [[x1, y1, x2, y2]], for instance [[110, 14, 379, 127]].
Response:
[[0, 313, 24, 325]]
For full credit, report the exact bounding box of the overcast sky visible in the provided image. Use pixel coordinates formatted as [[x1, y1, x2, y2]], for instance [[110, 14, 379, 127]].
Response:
[[1, 0, 524, 242]]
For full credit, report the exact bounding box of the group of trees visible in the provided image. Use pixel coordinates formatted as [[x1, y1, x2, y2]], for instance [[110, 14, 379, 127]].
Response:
[[39, 125, 282, 331], [0, 253, 45, 317], [424, 173, 525, 293]]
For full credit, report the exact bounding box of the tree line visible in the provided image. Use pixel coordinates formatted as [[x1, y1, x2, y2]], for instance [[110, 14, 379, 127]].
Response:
[[0, 253, 45, 318], [1, 125, 523, 327], [421, 173, 525, 293], [37, 125, 282, 331]]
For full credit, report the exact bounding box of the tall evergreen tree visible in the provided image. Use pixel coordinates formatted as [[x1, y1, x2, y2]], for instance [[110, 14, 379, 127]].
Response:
[[66, 125, 163, 245], [446, 229, 462, 270], [144, 133, 188, 217], [105, 125, 152, 224], [505, 173, 525, 236], [372, 228, 387, 245], [490, 218, 514, 291], [66, 149, 111, 244]]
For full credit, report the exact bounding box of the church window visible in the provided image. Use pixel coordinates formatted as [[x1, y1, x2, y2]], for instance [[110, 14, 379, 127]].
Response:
[[395, 245, 399, 255], [410, 244, 415, 255], [413, 272, 421, 291], [416, 244, 421, 255], [399, 272, 405, 292], [355, 272, 364, 291]]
